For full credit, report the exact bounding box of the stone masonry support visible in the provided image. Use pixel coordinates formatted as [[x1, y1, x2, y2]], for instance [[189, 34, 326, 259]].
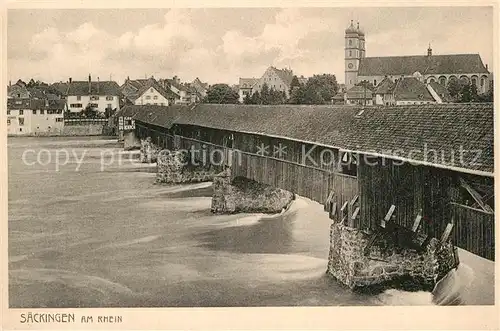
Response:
[[327, 221, 456, 291]]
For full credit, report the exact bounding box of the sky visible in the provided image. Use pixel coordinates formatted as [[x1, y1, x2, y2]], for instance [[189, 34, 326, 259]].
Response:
[[7, 6, 494, 85]]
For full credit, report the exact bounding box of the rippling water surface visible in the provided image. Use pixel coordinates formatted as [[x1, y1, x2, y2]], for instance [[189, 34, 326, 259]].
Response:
[[8, 137, 494, 307]]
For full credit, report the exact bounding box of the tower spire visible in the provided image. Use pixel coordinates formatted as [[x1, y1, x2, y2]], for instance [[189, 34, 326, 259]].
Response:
[[427, 43, 432, 56]]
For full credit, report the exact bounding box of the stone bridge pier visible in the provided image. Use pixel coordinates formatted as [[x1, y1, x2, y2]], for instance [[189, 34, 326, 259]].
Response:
[[324, 199, 458, 291]]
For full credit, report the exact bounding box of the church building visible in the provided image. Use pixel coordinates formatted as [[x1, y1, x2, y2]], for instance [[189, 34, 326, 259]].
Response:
[[344, 20, 492, 94]]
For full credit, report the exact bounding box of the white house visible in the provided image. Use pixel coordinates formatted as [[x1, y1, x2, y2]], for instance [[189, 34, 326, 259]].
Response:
[[132, 79, 174, 106], [66, 75, 121, 113], [238, 66, 296, 103], [7, 99, 66, 135]]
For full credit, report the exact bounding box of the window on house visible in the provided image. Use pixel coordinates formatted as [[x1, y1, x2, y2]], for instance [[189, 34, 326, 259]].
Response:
[[349, 39, 352, 45], [107, 104, 112, 109], [154, 103, 158, 105], [56, 118, 63, 122], [77, 96, 81, 101], [349, 50, 352, 56], [7, 110, 10, 115], [33, 110, 37, 115], [57, 110, 62, 114], [481, 78, 485, 86], [40, 110, 44, 115], [145, 96, 151, 100], [126, 119, 132, 126], [106, 96, 113, 101], [19, 128, 22, 132], [150, 88, 154, 92], [15, 101, 22, 105], [7, 119, 11, 125], [374, 79, 377, 86], [90, 96, 99, 101], [18, 117, 24, 126], [19, 110, 23, 115]]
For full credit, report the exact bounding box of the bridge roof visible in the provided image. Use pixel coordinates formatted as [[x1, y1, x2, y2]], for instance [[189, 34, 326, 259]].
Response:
[[133, 103, 494, 176]]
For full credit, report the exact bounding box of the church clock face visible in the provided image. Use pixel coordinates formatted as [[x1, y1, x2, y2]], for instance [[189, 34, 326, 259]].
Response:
[[348, 63, 354, 69]]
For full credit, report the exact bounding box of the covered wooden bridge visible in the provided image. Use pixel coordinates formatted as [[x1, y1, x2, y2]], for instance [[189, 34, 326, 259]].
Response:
[[119, 103, 495, 260]]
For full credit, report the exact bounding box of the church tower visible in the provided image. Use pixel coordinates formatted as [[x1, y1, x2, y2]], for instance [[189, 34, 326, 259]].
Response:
[[345, 20, 362, 90], [358, 22, 366, 58]]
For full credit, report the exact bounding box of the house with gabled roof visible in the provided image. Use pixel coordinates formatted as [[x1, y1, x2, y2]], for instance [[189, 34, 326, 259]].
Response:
[[7, 80, 30, 99], [345, 85, 374, 105], [238, 78, 258, 103], [66, 75, 121, 113], [344, 20, 492, 94], [121, 77, 176, 106], [253, 66, 294, 98], [238, 66, 298, 103], [7, 98, 66, 135], [158, 76, 201, 105], [372, 76, 451, 105], [191, 77, 209, 99]]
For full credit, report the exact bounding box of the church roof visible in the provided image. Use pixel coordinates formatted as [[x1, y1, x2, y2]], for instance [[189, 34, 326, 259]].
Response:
[[345, 20, 358, 34], [358, 54, 489, 76]]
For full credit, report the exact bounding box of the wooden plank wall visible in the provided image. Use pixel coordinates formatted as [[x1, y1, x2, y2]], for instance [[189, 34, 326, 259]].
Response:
[[358, 157, 457, 235], [451, 203, 495, 260], [232, 151, 357, 206]]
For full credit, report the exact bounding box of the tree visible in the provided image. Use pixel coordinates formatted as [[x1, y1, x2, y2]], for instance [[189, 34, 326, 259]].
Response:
[[288, 73, 339, 105], [289, 75, 302, 96], [81, 104, 98, 118], [477, 79, 494, 102], [243, 92, 252, 104], [459, 83, 479, 103], [104, 107, 116, 119], [447, 79, 462, 101], [203, 84, 239, 104], [307, 74, 339, 102]]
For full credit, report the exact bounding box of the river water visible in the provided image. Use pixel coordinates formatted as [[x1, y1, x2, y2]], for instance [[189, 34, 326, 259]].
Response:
[[7, 137, 494, 307]]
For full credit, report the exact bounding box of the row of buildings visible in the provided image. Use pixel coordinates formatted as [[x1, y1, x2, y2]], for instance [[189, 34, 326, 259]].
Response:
[[6, 75, 209, 135], [236, 20, 493, 106], [341, 20, 493, 106]]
